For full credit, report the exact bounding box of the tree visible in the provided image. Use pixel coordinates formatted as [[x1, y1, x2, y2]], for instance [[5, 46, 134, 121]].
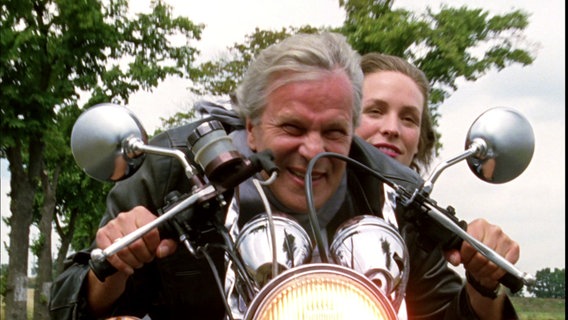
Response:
[[189, 0, 535, 154], [0, 1, 203, 318], [28, 103, 98, 319], [526, 267, 565, 299]]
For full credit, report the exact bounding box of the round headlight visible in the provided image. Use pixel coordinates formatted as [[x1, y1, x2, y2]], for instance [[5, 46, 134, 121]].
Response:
[[244, 263, 397, 320]]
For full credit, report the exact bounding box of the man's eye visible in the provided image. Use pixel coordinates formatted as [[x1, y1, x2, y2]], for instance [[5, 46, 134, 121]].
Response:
[[282, 124, 303, 136], [325, 129, 348, 140]]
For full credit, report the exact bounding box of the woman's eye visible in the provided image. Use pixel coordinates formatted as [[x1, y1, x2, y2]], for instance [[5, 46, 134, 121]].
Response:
[[326, 129, 348, 140], [364, 106, 385, 117], [402, 115, 420, 126]]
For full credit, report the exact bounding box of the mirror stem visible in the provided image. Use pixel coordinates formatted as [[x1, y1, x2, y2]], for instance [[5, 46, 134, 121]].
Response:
[[125, 136, 200, 180], [421, 138, 487, 195]]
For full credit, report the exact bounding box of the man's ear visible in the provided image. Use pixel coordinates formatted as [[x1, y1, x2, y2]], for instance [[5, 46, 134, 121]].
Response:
[[246, 119, 257, 152]]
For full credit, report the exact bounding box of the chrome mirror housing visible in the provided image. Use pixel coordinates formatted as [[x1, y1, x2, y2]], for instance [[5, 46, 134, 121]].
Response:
[[70, 103, 148, 182], [466, 107, 535, 183]]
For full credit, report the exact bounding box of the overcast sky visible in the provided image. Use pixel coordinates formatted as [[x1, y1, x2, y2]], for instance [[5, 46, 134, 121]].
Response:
[[1, 0, 564, 280]]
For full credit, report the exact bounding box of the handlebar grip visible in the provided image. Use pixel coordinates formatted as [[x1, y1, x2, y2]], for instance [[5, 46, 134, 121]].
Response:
[[498, 272, 524, 293], [438, 220, 525, 292], [89, 258, 118, 282], [444, 222, 525, 293]]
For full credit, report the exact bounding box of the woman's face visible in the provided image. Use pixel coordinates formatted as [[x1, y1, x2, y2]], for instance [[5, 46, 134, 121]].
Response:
[[356, 71, 424, 167]]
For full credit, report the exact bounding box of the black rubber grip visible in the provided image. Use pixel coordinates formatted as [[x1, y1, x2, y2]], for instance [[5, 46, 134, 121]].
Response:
[[498, 271, 524, 293], [89, 258, 118, 282]]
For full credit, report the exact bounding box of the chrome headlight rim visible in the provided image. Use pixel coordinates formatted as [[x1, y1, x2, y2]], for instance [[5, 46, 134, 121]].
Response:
[[244, 263, 398, 320]]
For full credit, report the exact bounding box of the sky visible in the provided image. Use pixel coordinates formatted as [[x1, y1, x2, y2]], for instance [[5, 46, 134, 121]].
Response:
[[1, 0, 564, 281]]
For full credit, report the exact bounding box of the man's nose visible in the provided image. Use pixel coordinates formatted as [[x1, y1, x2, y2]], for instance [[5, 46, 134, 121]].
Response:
[[299, 132, 326, 159]]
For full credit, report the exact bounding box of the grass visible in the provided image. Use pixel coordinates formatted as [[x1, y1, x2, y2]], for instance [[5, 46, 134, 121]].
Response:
[[511, 297, 565, 320]]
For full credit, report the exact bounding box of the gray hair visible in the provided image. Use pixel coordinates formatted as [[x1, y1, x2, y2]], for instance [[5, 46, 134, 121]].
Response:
[[234, 32, 363, 127]]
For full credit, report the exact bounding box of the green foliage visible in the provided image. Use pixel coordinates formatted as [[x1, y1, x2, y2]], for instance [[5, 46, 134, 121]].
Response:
[[340, 0, 421, 56], [526, 268, 565, 299], [59, 175, 112, 251], [0, 264, 6, 297], [87, 1, 205, 104], [154, 109, 198, 135], [30, 234, 45, 257], [1, 0, 204, 149], [340, 1, 535, 103]]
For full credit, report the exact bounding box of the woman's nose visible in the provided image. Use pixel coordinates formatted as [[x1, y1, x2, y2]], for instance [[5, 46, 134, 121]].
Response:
[[381, 115, 400, 138]]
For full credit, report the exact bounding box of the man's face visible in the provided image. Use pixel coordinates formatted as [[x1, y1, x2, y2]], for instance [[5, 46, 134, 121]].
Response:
[[246, 71, 354, 213]]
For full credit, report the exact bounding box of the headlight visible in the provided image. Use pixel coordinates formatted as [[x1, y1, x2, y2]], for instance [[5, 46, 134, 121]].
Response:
[[244, 264, 397, 320]]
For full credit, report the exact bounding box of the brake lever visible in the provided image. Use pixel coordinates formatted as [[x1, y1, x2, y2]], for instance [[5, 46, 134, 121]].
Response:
[[424, 199, 534, 292], [398, 188, 535, 293]]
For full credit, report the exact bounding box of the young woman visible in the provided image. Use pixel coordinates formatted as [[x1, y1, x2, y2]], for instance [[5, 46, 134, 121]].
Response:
[[356, 53, 436, 174]]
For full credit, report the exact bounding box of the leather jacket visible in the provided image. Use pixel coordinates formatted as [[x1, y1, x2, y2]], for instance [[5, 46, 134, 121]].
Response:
[[49, 116, 517, 320]]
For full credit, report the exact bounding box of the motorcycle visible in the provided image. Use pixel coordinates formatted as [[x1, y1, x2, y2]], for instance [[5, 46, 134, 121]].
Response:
[[70, 103, 536, 319]]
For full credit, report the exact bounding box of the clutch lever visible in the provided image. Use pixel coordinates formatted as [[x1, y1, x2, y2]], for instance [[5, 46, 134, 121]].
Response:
[[90, 185, 217, 281]]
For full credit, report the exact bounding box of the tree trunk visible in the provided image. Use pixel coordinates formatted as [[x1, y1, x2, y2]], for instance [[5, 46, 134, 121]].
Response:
[[54, 209, 77, 276], [5, 142, 43, 320], [33, 166, 59, 320]]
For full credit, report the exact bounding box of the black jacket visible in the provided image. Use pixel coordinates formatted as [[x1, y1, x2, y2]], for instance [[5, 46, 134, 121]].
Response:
[[49, 118, 516, 320]]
